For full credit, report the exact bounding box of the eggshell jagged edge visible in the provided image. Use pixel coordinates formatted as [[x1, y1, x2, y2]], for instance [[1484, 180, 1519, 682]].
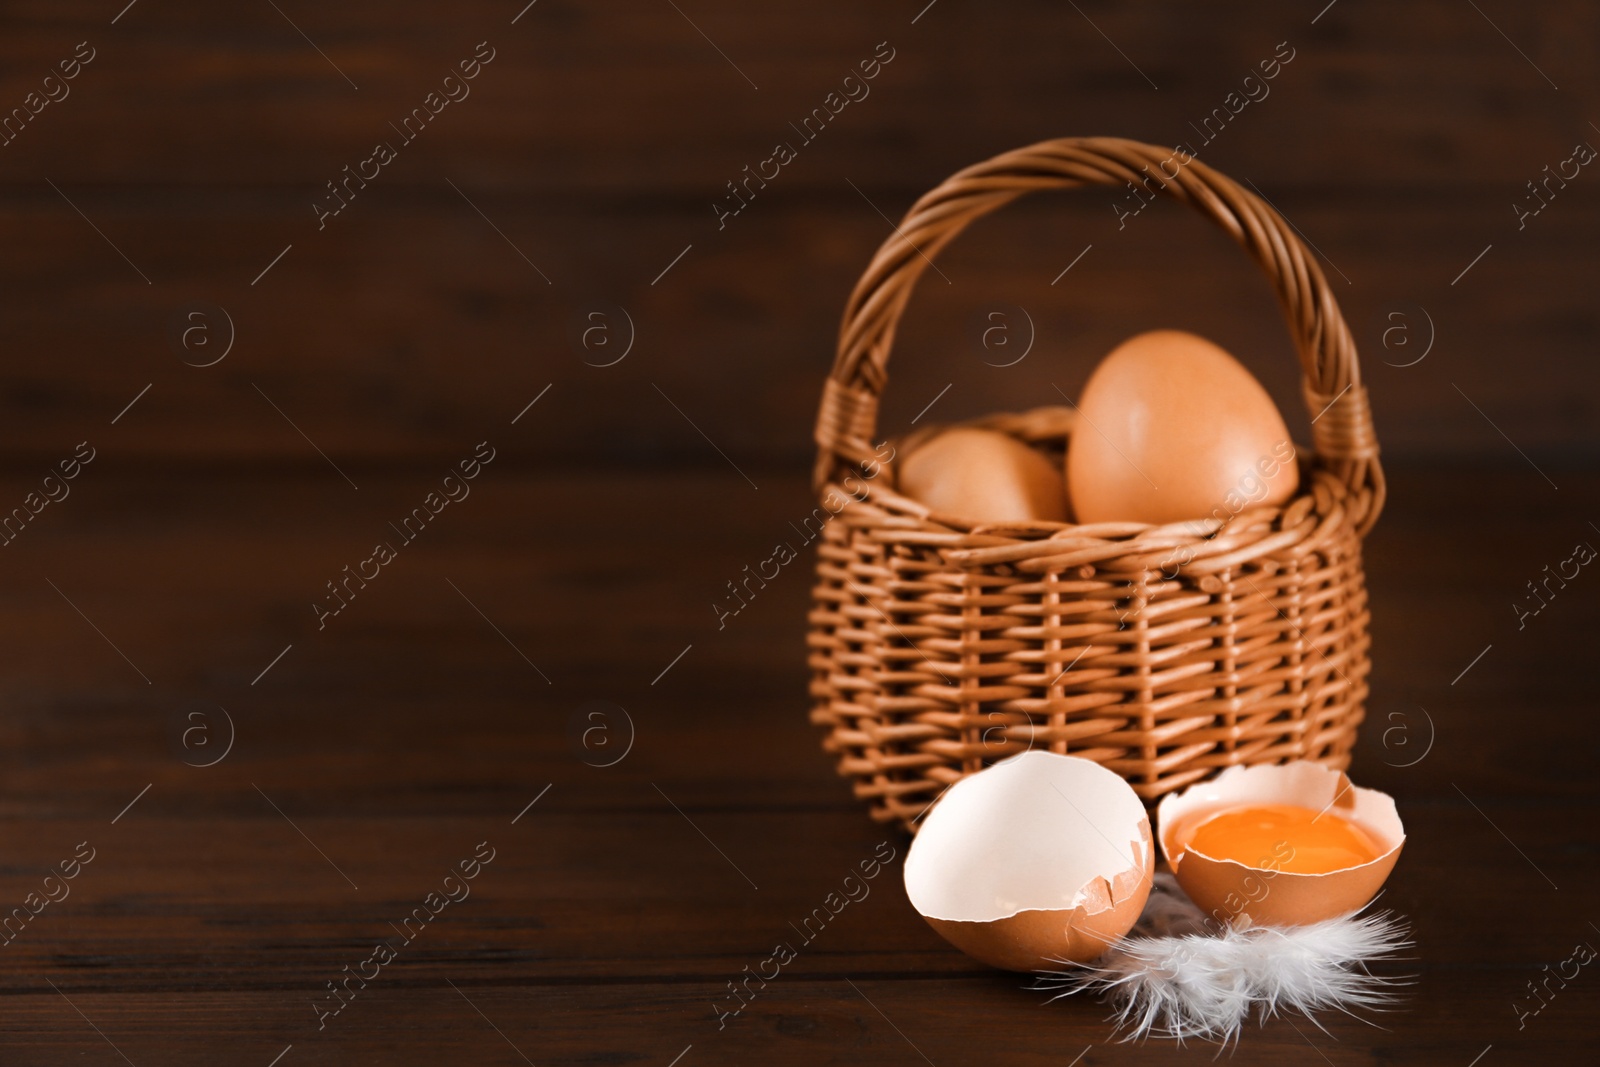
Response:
[[923, 827, 1154, 971], [1156, 762, 1406, 928], [904, 751, 1156, 972]]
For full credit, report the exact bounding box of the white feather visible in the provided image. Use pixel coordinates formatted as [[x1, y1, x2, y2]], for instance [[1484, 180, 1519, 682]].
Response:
[[1032, 875, 1413, 1044]]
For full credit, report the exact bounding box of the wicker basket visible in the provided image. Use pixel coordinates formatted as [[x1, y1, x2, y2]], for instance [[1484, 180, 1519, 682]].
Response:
[[806, 137, 1384, 832]]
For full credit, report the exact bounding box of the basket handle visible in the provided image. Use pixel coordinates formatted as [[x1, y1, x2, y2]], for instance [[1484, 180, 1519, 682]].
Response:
[[813, 137, 1384, 535]]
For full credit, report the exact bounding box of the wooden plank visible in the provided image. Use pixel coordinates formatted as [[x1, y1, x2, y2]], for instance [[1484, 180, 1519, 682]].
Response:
[[0, 966, 1587, 1067], [0, 967, 1586, 1067], [0, 1, 1594, 191], [0, 195, 1593, 466], [0, 797, 1590, 987]]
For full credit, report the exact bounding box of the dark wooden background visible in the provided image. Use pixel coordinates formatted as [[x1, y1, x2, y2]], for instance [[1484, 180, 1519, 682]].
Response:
[[1, 2, 1596, 1064]]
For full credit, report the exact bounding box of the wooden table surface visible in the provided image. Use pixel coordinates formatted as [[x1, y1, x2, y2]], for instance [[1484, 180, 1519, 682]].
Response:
[[0, 459, 1593, 1066]]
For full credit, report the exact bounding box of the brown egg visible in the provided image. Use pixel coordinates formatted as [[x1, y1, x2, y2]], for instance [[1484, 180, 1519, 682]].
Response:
[[1066, 330, 1299, 525], [1156, 762, 1405, 928], [898, 428, 1068, 523], [904, 752, 1154, 971]]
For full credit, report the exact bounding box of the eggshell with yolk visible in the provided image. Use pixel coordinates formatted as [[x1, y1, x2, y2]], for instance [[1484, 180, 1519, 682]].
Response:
[[1157, 762, 1405, 928]]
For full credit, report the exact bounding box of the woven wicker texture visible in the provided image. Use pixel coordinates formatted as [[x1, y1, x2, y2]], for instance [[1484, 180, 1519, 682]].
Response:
[[807, 138, 1384, 831]]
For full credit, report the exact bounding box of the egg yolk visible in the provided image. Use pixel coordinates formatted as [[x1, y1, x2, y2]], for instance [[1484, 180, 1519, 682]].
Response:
[[1183, 803, 1383, 874]]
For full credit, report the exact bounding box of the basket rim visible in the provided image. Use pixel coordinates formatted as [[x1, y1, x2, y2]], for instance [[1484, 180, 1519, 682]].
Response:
[[817, 405, 1361, 576]]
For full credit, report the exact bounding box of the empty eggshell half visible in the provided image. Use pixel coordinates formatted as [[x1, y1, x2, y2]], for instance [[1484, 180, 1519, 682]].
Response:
[[904, 751, 1154, 971], [1157, 762, 1405, 928]]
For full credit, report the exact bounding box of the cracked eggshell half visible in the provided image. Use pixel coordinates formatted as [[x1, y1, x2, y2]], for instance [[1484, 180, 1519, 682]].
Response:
[[1157, 761, 1405, 928], [903, 751, 1154, 971]]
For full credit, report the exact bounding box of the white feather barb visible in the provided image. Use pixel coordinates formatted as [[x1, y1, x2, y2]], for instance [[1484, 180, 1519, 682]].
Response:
[[1033, 875, 1414, 1045]]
